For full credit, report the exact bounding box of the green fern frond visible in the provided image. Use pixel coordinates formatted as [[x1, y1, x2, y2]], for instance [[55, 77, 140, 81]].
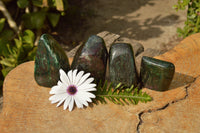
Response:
[[94, 81, 152, 105]]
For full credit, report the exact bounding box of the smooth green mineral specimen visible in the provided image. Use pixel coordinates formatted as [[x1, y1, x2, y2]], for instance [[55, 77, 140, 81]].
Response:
[[34, 34, 70, 87], [71, 35, 108, 85], [140, 56, 175, 91], [109, 43, 139, 87]]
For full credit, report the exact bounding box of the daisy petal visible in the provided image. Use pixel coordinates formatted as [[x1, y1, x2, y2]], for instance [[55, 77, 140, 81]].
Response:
[[56, 95, 69, 107], [49, 85, 59, 94], [56, 99, 65, 107], [77, 73, 91, 86], [50, 85, 65, 94], [82, 101, 89, 106], [69, 97, 74, 111], [54, 88, 66, 94], [64, 97, 71, 110], [76, 93, 89, 107], [49, 69, 97, 111], [77, 92, 94, 102], [60, 69, 70, 86], [74, 96, 83, 109], [74, 71, 84, 85], [72, 69, 78, 84], [67, 70, 73, 84], [49, 93, 67, 103], [57, 81, 62, 86], [78, 83, 96, 90], [82, 88, 96, 92], [83, 77, 94, 85], [87, 98, 92, 102], [82, 92, 96, 99]]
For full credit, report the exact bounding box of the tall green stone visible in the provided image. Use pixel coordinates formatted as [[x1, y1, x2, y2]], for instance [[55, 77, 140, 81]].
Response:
[[140, 56, 175, 91], [34, 34, 70, 87], [109, 43, 139, 87], [71, 35, 108, 84]]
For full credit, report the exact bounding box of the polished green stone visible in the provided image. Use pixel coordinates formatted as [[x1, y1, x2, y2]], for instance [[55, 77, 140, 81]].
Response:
[[34, 34, 70, 87], [140, 56, 175, 91], [109, 43, 139, 87], [71, 35, 108, 84]]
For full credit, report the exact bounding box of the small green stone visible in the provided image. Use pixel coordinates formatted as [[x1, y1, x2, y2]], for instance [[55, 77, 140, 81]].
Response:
[[71, 35, 108, 84], [109, 43, 139, 87], [140, 56, 175, 91], [34, 34, 70, 87]]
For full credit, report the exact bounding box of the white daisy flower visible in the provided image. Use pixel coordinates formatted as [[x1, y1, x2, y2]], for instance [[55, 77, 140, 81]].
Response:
[[49, 69, 96, 111]]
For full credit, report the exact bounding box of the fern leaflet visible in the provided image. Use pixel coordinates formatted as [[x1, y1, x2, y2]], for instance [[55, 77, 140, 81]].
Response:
[[93, 81, 152, 105]]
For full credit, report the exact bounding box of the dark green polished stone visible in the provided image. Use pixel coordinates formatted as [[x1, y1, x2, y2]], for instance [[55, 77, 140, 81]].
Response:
[[34, 34, 70, 87], [109, 43, 139, 87], [71, 35, 108, 84], [140, 56, 175, 91]]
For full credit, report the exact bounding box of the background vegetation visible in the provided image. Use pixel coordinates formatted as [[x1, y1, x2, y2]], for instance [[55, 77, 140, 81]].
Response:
[[174, 0, 200, 38], [0, 0, 88, 94]]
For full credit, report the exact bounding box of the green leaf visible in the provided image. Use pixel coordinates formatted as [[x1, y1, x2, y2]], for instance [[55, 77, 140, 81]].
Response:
[[22, 11, 46, 29], [95, 81, 152, 105], [0, 29, 14, 57], [1, 67, 13, 77], [32, 0, 43, 7], [188, 14, 196, 19], [47, 13, 60, 27], [14, 38, 22, 49], [0, 40, 9, 57], [17, 0, 29, 8], [0, 29, 14, 40], [0, 18, 6, 32], [0, 57, 16, 67], [27, 47, 37, 60], [22, 30, 35, 46]]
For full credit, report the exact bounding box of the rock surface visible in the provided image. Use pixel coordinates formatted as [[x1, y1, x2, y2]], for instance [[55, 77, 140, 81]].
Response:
[[1, 33, 200, 133], [140, 77, 200, 133], [109, 43, 138, 87], [71, 35, 108, 84], [0, 97, 2, 112], [34, 34, 70, 87], [140, 56, 175, 91]]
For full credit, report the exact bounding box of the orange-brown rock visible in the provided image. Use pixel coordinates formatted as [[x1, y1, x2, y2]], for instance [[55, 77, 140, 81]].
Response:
[[139, 33, 200, 132], [0, 33, 200, 132]]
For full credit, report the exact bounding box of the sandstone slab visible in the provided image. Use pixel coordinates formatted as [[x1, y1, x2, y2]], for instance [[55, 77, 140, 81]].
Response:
[[139, 33, 200, 132], [1, 33, 200, 132], [140, 77, 200, 133], [0, 97, 2, 112]]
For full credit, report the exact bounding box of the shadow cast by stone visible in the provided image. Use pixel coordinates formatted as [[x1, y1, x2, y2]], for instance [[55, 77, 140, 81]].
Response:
[[168, 72, 195, 90]]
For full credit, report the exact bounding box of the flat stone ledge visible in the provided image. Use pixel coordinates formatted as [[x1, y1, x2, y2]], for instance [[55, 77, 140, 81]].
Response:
[[1, 33, 200, 132], [0, 97, 2, 112], [140, 76, 200, 133]]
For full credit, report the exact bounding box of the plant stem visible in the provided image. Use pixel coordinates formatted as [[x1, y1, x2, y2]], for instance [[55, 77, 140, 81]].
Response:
[[97, 94, 151, 100], [0, 0, 19, 34]]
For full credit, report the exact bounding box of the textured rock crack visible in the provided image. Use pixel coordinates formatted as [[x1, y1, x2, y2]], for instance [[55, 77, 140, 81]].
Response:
[[136, 76, 198, 133]]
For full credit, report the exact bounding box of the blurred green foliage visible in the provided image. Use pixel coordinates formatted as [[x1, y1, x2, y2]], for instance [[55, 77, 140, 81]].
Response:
[[0, 29, 37, 77], [174, 0, 200, 38], [18, 0, 68, 29], [0, 0, 68, 90]]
